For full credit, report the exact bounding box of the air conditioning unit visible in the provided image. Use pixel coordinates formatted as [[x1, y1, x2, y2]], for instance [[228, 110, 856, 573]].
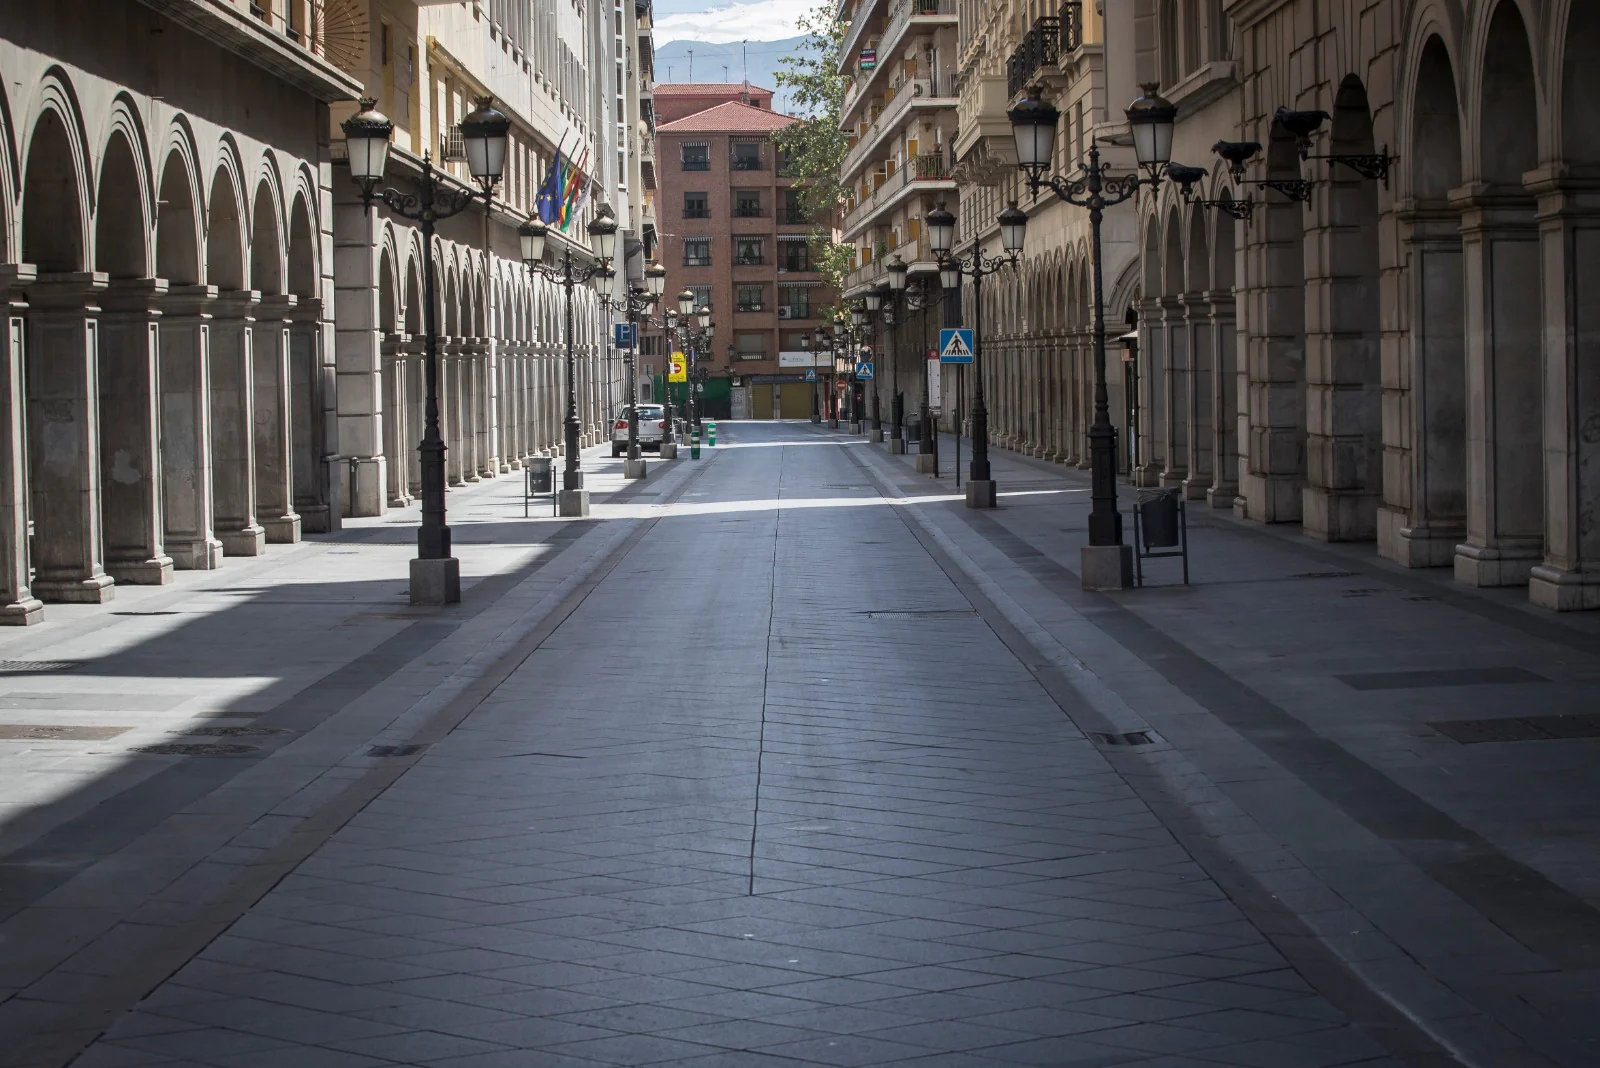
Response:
[[777, 307, 793, 319]]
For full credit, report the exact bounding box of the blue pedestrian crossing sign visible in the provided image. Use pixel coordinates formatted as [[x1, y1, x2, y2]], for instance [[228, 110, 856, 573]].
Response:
[[613, 322, 636, 348], [939, 328, 974, 364], [804, 368, 816, 381], [855, 361, 874, 380]]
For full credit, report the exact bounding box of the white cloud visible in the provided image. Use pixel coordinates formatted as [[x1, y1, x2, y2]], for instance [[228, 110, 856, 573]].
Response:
[[653, 2, 804, 44]]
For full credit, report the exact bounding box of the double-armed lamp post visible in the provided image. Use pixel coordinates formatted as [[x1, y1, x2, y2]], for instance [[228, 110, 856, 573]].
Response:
[[874, 256, 910, 453], [1007, 84, 1178, 587], [603, 262, 667, 478], [924, 203, 1029, 508], [342, 97, 511, 605], [517, 212, 619, 517]]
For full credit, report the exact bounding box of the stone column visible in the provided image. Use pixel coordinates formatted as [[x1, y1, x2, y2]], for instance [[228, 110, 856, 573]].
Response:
[[1529, 172, 1600, 610], [1379, 209, 1465, 565], [1182, 292, 1214, 501], [1159, 295, 1189, 489], [209, 290, 265, 556], [157, 285, 223, 569], [289, 302, 332, 533], [253, 294, 300, 544], [1134, 297, 1165, 486], [1238, 198, 1309, 522], [0, 267, 44, 624], [460, 343, 481, 483], [382, 333, 409, 506], [1206, 290, 1240, 508], [100, 278, 173, 583], [1453, 188, 1544, 587], [333, 198, 386, 518], [27, 273, 114, 602]]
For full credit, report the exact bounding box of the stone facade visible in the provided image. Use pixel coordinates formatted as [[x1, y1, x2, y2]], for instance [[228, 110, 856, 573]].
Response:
[[941, 0, 1600, 611]]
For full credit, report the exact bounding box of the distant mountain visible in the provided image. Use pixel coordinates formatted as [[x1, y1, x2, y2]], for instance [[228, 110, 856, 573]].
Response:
[[653, 37, 812, 115]]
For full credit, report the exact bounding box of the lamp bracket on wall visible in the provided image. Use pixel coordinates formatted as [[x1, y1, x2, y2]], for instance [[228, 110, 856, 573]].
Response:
[[1252, 178, 1313, 204], [1304, 147, 1394, 187]]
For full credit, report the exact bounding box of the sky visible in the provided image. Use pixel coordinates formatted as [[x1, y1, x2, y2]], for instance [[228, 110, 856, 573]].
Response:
[[651, 0, 808, 44]]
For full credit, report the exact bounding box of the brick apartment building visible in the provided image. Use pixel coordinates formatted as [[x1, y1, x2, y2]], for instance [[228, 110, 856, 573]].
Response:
[[649, 84, 836, 419]]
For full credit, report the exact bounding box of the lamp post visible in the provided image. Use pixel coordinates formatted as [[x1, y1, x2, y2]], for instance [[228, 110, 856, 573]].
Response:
[[886, 257, 909, 454], [810, 328, 824, 422], [517, 209, 619, 517], [1008, 84, 1177, 587], [611, 262, 666, 478], [829, 316, 845, 428], [863, 288, 885, 442], [341, 97, 510, 605], [848, 302, 868, 432], [925, 202, 1027, 508]]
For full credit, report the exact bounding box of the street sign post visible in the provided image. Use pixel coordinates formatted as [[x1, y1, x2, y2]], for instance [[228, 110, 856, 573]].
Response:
[[855, 361, 874, 380], [613, 322, 636, 348], [939, 328, 974, 364], [804, 368, 816, 382], [668, 353, 687, 383]]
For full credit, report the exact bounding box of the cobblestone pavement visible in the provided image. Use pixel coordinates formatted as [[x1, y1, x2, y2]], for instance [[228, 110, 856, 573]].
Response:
[[3, 421, 1595, 1067]]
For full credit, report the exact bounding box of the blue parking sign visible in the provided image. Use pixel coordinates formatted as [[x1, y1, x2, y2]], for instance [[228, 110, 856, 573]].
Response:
[[613, 322, 636, 348]]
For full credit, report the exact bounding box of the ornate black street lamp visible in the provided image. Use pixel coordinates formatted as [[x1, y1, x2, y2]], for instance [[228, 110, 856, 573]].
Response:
[[342, 97, 510, 605], [885, 256, 909, 453], [606, 262, 666, 477], [863, 288, 885, 440], [518, 209, 619, 517], [925, 201, 1027, 508], [1008, 83, 1176, 584]]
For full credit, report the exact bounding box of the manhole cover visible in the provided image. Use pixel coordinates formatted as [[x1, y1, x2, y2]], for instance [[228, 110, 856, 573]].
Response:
[[0, 724, 131, 741], [1429, 714, 1600, 744], [171, 726, 291, 737], [0, 661, 82, 674], [367, 743, 428, 757], [130, 743, 259, 756]]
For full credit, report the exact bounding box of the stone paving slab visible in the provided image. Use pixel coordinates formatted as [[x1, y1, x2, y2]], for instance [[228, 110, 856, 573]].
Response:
[[46, 424, 1409, 1067]]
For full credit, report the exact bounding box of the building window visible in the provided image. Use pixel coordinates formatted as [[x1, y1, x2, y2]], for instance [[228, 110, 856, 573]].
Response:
[[734, 331, 768, 360], [778, 284, 811, 319], [776, 148, 794, 176], [782, 189, 807, 224], [688, 284, 712, 311], [781, 242, 810, 272], [683, 238, 711, 266], [734, 190, 763, 218], [735, 237, 764, 266], [731, 141, 764, 170], [681, 142, 710, 170], [683, 192, 709, 218], [736, 284, 766, 312]]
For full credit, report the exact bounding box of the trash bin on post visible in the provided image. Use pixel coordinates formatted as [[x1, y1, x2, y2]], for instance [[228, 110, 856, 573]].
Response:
[[1131, 488, 1188, 587], [525, 456, 555, 517]]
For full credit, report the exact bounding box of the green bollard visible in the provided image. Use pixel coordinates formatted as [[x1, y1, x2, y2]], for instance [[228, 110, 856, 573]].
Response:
[[690, 426, 701, 460], [707, 421, 717, 446]]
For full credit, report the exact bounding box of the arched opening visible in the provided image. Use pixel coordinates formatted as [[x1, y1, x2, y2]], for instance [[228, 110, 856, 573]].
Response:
[[206, 165, 264, 556], [1210, 193, 1240, 506], [22, 106, 113, 600], [1304, 75, 1383, 541], [1184, 202, 1214, 499], [155, 151, 199, 285], [286, 193, 323, 530], [206, 167, 244, 291], [249, 182, 282, 296], [1456, 1, 1542, 587], [404, 256, 424, 498], [1136, 219, 1164, 483], [94, 132, 146, 279], [1241, 117, 1309, 522], [1385, 35, 1466, 567]]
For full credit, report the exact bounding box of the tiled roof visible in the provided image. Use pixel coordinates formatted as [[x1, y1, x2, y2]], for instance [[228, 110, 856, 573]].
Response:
[[654, 82, 774, 96], [657, 100, 796, 134]]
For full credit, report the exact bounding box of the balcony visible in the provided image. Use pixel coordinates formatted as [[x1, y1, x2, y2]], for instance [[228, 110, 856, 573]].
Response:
[[734, 255, 766, 267], [1006, 1, 1082, 98], [841, 0, 957, 120], [845, 235, 934, 295], [682, 158, 711, 171], [840, 70, 958, 183], [133, 0, 362, 100], [683, 208, 710, 219], [684, 256, 712, 267], [736, 302, 766, 313], [842, 152, 956, 238], [778, 304, 812, 320], [782, 207, 811, 225], [734, 205, 765, 218], [731, 155, 766, 171]]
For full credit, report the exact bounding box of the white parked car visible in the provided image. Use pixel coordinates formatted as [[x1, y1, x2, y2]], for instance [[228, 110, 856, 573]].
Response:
[[611, 403, 667, 456]]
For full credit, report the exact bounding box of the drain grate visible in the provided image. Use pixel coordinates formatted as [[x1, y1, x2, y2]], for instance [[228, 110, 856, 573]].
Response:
[[0, 724, 131, 741], [0, 661, 82, 674], [1429, 714, 1600, 744], [130, 742, 259, 756], [368, 743, 428, 757], [172, 726, 292, 738], [1292, 571, 1359, 580], [1090, 730, 1158, 747]]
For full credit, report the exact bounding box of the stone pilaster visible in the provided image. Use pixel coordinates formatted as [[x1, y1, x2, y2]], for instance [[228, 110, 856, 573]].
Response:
[[289, 300, 334, 534], [210, 290, 266, 557], [253, 294, 301, 544], [1181, 292, 1214, 501], [1206, 290, 1240, 509], [100, 278, 174, 583], [27, 272, 115, 602], [0, 267, 44, 624], [332, 199, 386, 518], [157, 285, 224, 569]]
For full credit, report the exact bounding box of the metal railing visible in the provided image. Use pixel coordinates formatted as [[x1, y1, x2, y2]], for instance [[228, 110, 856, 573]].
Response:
[[782, 208, 810, 224], [840, 71, 958, 181], [683, 207, 710, 218], [1006, 1, 1082, 98], [732, 154, 766, 171], [734, 205, 765, 218], [842, 150, 956, 234], [439, 125, 466, 163], [734, 254, 766, 266], [682, 156, 710, 170]]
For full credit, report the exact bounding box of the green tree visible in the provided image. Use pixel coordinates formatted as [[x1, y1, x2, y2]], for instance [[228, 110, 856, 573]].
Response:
[[772, 0, 854, 291]]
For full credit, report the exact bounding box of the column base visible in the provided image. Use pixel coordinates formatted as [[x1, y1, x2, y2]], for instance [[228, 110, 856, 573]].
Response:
[[263, 515, 302, 544], [1454, 542, 1540, 588], [0, 597, 45, 626], [168, 537, 224, 570], [1206, 482, 1238, 510], [35, 573, 115, 604], [890, 438, 906, 455], [916, 453, 938, 474], [871, 429, 884, 443], [219, 525, 266, 557], [463, 473, 481, 484], [660, 442, 678, 459], [1081, 544, 1134, 591], [558, 489, 591, 517], [390, 495, 413, 509], [1303, 487, 1379, 542], [965, 480, 997, 509], [828, 418, 839, 429], [849, 421, 861, 434], [106, 556, 175, 585], [624, 457, 648, 479], [1179, 477, 1210, 501], [1528, 565, 1600, 611], [410, 556, 461, 605], [1378, 509, 1461, 568]]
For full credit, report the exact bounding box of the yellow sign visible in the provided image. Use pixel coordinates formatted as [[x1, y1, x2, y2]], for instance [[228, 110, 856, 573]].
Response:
[[668, 352, 687, 383]]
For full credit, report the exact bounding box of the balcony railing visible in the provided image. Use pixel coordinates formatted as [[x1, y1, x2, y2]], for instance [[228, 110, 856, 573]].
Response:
[[734, 205, 765, 218], [682, 157, 710, 170], [782, 207, 811, 224], [842, 150, 956, 235], [684, 255, 712, 266], [440, 125, 466, 163], [840, 70, 958, 181], [735, 254, 766, 266], [684, 207, 710, 218], [1007, 1, 1082, 98], [732, 154, 766, 171]]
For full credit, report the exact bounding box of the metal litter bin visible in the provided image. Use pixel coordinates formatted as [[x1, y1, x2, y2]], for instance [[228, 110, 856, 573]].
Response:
[[1132, 488, 1189, 587], [524, 456, 555, 517]]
